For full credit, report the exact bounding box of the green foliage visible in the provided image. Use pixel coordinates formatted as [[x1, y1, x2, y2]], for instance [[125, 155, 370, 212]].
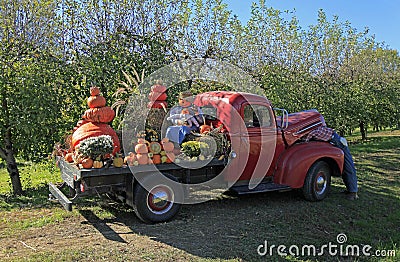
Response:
[[181, 141, 209, 158], [77, 135, 114, 159]]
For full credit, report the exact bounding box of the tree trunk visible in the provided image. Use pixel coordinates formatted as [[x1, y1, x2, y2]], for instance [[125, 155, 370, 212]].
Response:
[[1, 91, 23, 195], [359, 121, 367, 140], [1, 129, 23, 195]]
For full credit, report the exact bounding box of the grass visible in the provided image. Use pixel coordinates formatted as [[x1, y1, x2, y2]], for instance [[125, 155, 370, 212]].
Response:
[[0, 130, 399, 261]]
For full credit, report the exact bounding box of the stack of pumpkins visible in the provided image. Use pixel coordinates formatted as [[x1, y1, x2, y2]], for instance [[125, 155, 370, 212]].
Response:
[[124, 137, 175, 166], [147, 82, 167, 109], [67, 86, 120, 166], [146, 82, 168, 132]]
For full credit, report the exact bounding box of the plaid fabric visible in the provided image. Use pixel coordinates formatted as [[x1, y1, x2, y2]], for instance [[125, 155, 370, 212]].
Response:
[[305, 126, 334, 142]]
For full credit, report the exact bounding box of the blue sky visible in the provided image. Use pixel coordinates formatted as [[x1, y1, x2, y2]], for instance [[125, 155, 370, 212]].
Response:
[[225, 0, 400, 51]]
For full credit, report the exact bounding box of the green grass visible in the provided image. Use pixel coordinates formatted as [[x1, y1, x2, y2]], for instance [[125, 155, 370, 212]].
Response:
[[0, 130, 399, 261]]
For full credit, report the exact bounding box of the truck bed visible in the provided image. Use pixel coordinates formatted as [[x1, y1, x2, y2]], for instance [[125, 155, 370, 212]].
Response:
[[50, 156, 226, 211]]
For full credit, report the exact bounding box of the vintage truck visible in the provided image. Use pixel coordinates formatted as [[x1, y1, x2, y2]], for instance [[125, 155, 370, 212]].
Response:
[[49, 91, 344, 223]]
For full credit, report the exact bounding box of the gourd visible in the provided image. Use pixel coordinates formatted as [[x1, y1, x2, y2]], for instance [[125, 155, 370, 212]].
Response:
[[113, 153, 124, 168], [93, 157, 103, 168], [87, 95, 106, 108], [81, 158, 94, 169], [83, 107, 115, 123], [149, 141, 162, 154], [124, 152, 136, 166]]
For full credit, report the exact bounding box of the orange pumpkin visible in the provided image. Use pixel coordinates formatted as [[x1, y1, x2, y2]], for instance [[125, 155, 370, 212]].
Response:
[[148, 91, 167, 101], [137, 138, 147, 144], [166, 152, 175, 162], [81, 158, 94, 169], [90, 86, 101, 96], [83, 107, 115, 123], [71, 122, 120, 154], [74, 120, 90, 130], [152, 154, 161, 164], [64, 152, 74, 163], [148, 101, 167, 109], [135, 143, 148, 154], [161, 138, 174, 152], [136, 154, 149, 165], [87, 95, 106, 108], [200, 125, 211, 134], [151, 84, 167, 93]]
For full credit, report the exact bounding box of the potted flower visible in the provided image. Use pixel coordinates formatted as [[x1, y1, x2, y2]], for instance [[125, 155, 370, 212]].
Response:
[[77, 135, 114, 165]]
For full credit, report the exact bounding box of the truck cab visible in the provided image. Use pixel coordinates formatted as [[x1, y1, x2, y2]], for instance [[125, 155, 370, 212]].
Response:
[[194, 91, 344, 199]]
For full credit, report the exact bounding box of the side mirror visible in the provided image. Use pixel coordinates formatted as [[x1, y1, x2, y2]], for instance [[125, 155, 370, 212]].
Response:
[[273, 108, 289, 129]]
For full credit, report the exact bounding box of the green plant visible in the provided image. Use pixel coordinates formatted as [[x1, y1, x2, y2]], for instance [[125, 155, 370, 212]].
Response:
[[77, 135, 114, 159], [181, 141, 209, 158]]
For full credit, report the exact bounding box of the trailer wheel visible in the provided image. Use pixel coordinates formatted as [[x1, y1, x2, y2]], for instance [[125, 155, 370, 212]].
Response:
[[302, 161, 331, 201], [133, 174, 182, 224]]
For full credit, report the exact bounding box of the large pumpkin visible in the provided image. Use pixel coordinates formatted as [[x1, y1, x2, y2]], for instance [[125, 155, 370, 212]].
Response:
[[87, 95, 106, 108], [71, 122, 120, 154], [73, 119, 90, 131], [83, 106, 115, 123]]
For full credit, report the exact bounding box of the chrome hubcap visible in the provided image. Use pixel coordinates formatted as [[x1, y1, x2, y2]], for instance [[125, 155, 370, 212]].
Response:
[[147, 186, 173, 215], [315, 173, 327, 195]]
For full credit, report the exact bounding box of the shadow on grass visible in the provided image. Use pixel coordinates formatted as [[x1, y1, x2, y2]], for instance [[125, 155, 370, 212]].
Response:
[[79, 209, 128, 243], [89, 183, 399, 261], [0, 184, 54, 210]]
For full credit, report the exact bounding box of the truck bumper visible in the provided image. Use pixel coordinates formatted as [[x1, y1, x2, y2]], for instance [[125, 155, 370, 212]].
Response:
[[49, 183, 73, 211]]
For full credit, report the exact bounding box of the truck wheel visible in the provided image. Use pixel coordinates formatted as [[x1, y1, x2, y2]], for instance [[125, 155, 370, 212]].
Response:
[[302, 161, 331, 201], [133, 174, 182, 224]]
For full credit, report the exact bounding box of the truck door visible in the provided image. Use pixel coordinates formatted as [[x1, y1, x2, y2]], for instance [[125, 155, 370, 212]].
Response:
[[238, 103, 277, 186]]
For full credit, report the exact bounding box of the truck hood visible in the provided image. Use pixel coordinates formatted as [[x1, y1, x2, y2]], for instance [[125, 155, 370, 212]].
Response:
[[282, 109, 325, 146]]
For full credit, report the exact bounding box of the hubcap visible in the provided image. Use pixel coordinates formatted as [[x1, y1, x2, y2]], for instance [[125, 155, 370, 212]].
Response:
[[315, 172, 327, 195], [147, 186, 173, 215]]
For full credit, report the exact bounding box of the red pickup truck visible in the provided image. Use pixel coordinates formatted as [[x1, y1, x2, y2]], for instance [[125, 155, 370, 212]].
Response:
[[50, 91, 344, 223]]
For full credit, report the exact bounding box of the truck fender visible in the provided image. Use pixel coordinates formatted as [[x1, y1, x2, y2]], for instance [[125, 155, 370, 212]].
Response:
[[273, 142, 344, 188]]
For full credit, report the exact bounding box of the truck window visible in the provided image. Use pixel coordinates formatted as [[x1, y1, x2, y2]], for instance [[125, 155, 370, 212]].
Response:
[[243, 104, 272, 128]]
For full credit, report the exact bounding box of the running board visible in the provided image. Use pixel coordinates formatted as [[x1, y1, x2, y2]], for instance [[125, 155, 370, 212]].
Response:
[[49, 183, 73, 211], [230, 183, 291, 195]]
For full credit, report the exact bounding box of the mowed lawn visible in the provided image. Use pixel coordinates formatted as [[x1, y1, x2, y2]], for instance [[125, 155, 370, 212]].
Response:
[[0, 130, 399, 262]]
